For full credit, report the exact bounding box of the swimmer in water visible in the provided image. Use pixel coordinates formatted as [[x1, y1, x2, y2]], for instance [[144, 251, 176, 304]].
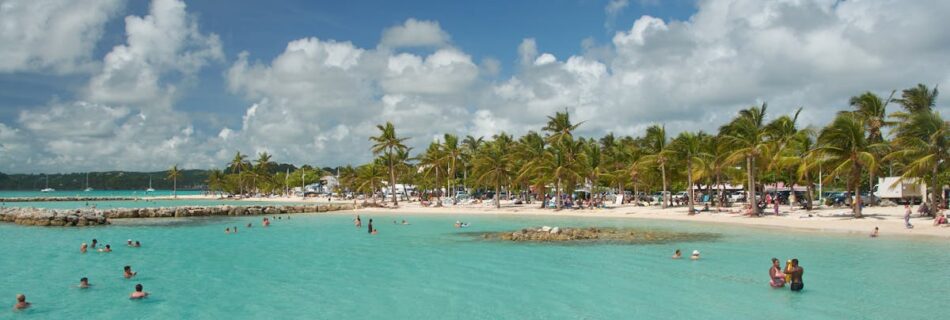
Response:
[[355, 215, 362, 228], [225, 227, 231, 234], [367, 219, 374, 234], [127, 239, 134, 247], [870, 227, 879, 238], [98, 244, 111, 253], [129, 284, 149, 299], [247, 223, 252, 228], [371, 228, 378, 235], [690, 250, 700, 260], [402, 220, 409, 225], [91, 238, 98, 249], [784, 258, 804, 292], [672, 249, 682, 259], [123, 265, 137, 279], [134, 241, 141, 247], [769, 258, 786, 288], [81, 242, 88, 253], [79, 277, 90, 289], [13, 294, 30, 310], [233, 226, 238, 233]]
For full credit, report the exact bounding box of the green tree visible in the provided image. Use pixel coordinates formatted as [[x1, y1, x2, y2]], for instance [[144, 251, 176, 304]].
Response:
[[720, 103, 769, 215], [369, 122, 409, 206], [817, 113, 877, 218], [670, 132, 706, 214], [473, 138, 515, 208], [886, 110, 949, 217], [167, 165, 181, 198]]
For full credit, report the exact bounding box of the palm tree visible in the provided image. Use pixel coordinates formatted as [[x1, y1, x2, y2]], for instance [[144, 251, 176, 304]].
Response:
[[418, 142, 447, 206], [254, 152, 274, 193], [581, 139, 607, 205], [167, 165, 181, 198], [515, 131, 549, 207], [473, 138, 514, 208], [670, 132, 706, 214], [206, 169, 225, 197], [356, 161, 387, 204], [369, 122, 408, 206], [537, 137, 587, 209], [543, 110, 583, 145], [442, 134, 461, 199], [850, 91, 895, 205], [886, 110, 949, 217], [642, 125, 671, 208], [720, 103, 769, 215], [817, 113, 877, 218], [229, 152, 248, 196], [893, 84, 938, 114], [460, 135, 484, 194]]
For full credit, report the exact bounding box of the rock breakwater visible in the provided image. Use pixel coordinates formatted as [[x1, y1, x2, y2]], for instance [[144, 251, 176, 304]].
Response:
[[0, 204, 355, 227]]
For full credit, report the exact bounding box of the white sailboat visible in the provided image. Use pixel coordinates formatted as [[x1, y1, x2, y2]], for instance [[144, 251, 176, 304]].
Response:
[[84, 172, 93, 192], [40, 175, 55, 192], [146, 175, 155, 192]]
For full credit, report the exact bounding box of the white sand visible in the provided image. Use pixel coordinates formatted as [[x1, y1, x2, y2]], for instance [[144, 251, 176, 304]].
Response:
[[166, 194, 950, 239]]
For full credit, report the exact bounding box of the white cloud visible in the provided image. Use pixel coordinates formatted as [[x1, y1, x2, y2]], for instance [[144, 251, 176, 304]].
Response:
[[5, 0, 950, 173], [86, 0, 223, 106], [380, 18, 451, 48], [0, 0, 122, 73]]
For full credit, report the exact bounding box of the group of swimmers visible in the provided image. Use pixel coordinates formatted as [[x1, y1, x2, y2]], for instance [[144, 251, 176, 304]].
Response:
[[16, 237, 152, 310], [354, 215, 380, 234], [225, 215, 291, 234], [769, 258, 805, 291], [671, 249, 701, 260]]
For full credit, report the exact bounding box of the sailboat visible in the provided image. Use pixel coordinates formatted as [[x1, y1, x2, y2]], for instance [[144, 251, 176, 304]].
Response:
[[40, 175, 55, 192], [146, 175, 155, 192], [84, 172, 93, 192]]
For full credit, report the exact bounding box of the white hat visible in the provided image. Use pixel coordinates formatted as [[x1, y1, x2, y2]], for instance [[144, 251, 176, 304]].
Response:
[[692, 250, 700, 255]]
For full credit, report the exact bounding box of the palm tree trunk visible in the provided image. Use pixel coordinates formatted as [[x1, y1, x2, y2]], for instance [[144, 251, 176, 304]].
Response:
[[868, 173, 875, 207], [747, 156, 757, 216], [495, 182, 501, 209], [660, 163, 668, 209], [931, 165, 940, 218], [852, 164, 863, 218], [556, 178, 562, 209], [389, 153, 398, 206], [687, 160, 695, 214], [173, 177, 177, 198]]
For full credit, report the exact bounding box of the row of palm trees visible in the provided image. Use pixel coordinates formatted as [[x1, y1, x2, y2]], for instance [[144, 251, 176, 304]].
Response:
[[338, 83, 946, 219]]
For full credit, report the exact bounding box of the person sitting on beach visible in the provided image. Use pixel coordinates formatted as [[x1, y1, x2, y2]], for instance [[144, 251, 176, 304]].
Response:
[[785, 259, 804, 291], [80, 242, 88, 253], [934, 213, 948, 226], [13, 294, 30, 310], [672, 249, 681, 259], [769, 258, 786, 288], [98, 244, 111, 253], [79, 277, 91, 289], [123, 266, 137, 279], [690, 250, 701, 260], [129, 284, 149, 299], [870, 227, 879, 238]]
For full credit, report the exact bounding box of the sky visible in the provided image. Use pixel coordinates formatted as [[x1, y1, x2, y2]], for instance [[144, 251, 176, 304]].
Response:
[[0, 0, 949, 173]]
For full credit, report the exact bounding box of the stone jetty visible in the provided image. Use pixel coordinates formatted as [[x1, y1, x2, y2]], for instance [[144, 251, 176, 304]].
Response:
[[479, 226, 721, 244], [0, 197, 142, 202], [0, 204, 356, 227]]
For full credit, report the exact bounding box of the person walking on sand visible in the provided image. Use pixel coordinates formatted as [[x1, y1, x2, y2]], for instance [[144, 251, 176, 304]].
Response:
[[785, 258, 804, 292]]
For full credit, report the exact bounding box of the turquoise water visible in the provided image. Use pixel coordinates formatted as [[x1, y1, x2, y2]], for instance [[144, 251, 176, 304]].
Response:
[[1, 199, 306, 210], [1, 214, 946, 319], [0, 190, 203, 198]]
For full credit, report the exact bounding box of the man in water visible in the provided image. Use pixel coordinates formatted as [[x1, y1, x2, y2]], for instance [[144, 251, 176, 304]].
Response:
[[91, 238, 98, 249], [130, 284, 149, 299], [127, 239, 133, 247], [367, 219, 373, 234], [124, 266, 137, 279], [672, 249, 682, 259], [690, 250, 701, 260], [80, 242, 88, 253], [785, 258, 804, 291], [98, 244, 111, 253], [79, 277, 90, 288], [13, 294, 29, 310], [134, 241, 141, 247], [355, 215, 362, 228]]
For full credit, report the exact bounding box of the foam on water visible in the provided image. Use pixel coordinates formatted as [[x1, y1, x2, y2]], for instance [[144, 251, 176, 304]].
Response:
[[1, 213, 946, 319]]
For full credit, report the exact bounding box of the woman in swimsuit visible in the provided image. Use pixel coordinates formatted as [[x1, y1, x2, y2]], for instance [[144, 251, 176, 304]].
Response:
[[769, 258, 786, 288]]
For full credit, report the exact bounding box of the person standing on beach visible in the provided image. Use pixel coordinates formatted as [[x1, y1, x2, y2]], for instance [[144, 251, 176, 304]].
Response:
[[367, 219, 373, 234], [785, 259, 804, 291], [904, 204, 914, 229]]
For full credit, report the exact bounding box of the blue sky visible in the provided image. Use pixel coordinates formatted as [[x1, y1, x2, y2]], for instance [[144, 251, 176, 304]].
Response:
[[0, 0, 694, 132], [1, 0, 948, 173]]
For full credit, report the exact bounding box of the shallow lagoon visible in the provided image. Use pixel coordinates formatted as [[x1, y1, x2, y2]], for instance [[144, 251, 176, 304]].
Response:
[[1, 213, 946, 319]]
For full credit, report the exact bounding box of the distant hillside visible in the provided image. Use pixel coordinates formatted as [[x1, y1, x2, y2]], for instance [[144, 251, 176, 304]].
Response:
[[0, 170, 212, 191]]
